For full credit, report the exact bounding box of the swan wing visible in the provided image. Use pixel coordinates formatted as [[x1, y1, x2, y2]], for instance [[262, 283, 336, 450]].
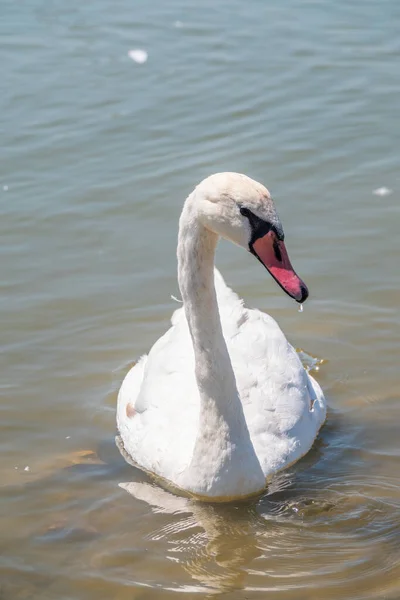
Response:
[[116, 269, 239, 480], [219, 297, 326, 477]]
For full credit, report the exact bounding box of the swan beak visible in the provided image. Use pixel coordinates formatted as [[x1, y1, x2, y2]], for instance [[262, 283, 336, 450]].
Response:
[[252, 231, 309, 303]]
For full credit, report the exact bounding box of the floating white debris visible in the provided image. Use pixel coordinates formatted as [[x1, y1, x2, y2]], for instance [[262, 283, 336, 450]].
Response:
[[128, 49, 148, 64], [65, 436, 71, 439], [298, 304, 303, 313], [174, 20, 183, 28], [3, 185, 8, 191], [373, 187, 392, 197], [24, 466, 30, 472], [171, 294, 183, 303]]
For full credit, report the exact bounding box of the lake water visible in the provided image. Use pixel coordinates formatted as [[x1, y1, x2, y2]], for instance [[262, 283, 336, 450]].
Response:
[[1, 0, 400, 598]]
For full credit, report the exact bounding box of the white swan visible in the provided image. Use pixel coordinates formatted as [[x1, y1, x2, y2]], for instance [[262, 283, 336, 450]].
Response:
[[117, 173, 326, 501]]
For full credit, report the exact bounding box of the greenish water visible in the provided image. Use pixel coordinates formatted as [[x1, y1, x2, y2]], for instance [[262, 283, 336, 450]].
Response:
[[1, 1, 400, 598]]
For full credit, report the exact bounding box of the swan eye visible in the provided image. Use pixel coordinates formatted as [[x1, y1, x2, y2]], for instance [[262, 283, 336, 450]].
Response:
[[240, 206, 252, 218]]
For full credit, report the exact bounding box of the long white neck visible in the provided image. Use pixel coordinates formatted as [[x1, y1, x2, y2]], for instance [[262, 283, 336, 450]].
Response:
[[177, 191, 264, 498]]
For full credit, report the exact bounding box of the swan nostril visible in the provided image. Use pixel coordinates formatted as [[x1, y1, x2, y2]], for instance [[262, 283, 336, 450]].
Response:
[[273, 239, 282, 262]]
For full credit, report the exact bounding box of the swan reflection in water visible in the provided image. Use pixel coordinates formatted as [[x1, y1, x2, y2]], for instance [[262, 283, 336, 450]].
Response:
[[120, 471, 309, 595]]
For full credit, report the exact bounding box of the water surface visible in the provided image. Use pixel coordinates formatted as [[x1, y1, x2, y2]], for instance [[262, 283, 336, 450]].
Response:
[[1, 0, 400, 598]]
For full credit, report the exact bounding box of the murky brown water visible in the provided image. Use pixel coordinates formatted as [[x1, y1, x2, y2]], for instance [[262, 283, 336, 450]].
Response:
[[1, 0, 400, 598]]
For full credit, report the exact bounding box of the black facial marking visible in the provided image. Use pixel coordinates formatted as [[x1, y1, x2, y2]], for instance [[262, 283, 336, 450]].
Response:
[[239, 205, 284, 246]]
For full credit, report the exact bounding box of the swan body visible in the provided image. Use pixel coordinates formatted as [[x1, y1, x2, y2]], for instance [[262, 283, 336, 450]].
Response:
[[117, 173, 326, 500]]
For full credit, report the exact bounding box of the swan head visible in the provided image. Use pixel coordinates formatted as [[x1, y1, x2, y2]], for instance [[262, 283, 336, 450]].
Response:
[[195, 172, 308, 303]]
